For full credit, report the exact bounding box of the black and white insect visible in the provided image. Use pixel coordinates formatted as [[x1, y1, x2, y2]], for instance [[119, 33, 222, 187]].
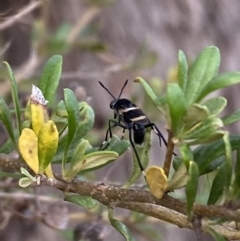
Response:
[[99, 80, 169, 176]]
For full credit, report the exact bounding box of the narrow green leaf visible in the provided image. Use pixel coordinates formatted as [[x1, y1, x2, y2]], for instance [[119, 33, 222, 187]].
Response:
[[124, 127, 151, 187], [0, 171, 22, 178], [185, 46, 220, 105], [207, 164, 225, 205], [197, 72, 240, 102], [134, 77, 158, 102], [207, 227, 226, 241], [222, 109, 240, 126], [0, 97, 16, 147], [178, 50, 188, 91], [179, 144, 193, 169], [108, 208, 136, 241], [64, 194, 97, 210], [63, 88, 80, 167], [223, 133, 232, 194], [3, 61, 22, 137], [200, 156, 225, 175], [167, 83, 187, 134], [0, 137, 15, 153], [69, 102, 95, 150], [194, 135, 240, 175], [38, 55, 62, 103], [166, 162, 188, 191], [185, 161, 199, 219], [134, 77, 166, 114], [232, 144, 240, 198], [173, 156, 183, 171], [70, 140, 89, 168], [203, 97, 227, 116]]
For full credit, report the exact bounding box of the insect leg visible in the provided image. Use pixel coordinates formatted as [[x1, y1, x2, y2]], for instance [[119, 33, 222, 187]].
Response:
[[145, 122, 177, 156], [145, 123, 167, 147], [128, 127, 146, 177], [99, 119, 126, 150], [121, 128, 126, 140]]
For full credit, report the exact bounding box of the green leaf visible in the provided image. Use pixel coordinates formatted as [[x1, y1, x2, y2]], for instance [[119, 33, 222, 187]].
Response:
[[20, 167, 36, 182], [38, 55, 62, 103], [70, 140, 89, 168], [0, 137, 15, 153], [185, 161, 199, 219], [197, 72, 240, 102], [203, 97, 227, 116], [64, 194, 97, 210], [180, 117, 224, 145], [69, 102, 95, 150], [108, 208, 136, 241], [184, 46, 220, 106], [55, 100, 68, 117], [19, 177, 32, 188], [194, 135, 240, 175], [200, 156, 225, 175], [134, 77, 158, 102], [172, 156, 183, 171], [104, 135, 130, 156], [3, 61, 22, 137], [179, 144, 193, 169], [166, 162, 188, 191], [66, 151, 119, 179], [222, 133, 232, 194], [54, 102, 95, 163], [0, 98, 16, 147], [222, 109, 240, 126], [183, 104, 209, 124], [167, 83, 187, 134], [207, 164, 225, 205], [134, 77, 165, 114], [178, 50, 188, 91], [124, 127, 151, 187], [207, 227, 226, 241], [232, 144, 240, 198], [63, 88, 80, 168]]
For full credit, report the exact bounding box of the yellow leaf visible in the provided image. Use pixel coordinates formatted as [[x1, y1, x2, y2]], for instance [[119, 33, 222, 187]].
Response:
[[38, 120, 59, 174], [30, 85, 49, 136], [146, 166, 167, 199], [19, 128, 39, 174], [45, 163, 54, 178]]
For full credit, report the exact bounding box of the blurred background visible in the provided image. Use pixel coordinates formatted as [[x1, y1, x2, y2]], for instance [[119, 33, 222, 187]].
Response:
[[1, 0, 240, 240]]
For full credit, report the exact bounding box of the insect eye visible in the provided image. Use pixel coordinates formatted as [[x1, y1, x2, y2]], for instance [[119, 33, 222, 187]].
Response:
[[110, 100, 116, 109]]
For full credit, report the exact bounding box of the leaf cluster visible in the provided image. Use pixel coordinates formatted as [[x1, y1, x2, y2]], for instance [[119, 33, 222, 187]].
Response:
[[2, 46, 240, 240]]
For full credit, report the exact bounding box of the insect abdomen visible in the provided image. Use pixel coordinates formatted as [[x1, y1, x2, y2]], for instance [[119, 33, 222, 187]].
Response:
[[133, 123, 145, 144]]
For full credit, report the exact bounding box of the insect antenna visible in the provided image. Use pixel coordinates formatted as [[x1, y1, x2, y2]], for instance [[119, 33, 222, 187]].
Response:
[[118, 79, 128, 98], [98, 81, 116, 99]]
